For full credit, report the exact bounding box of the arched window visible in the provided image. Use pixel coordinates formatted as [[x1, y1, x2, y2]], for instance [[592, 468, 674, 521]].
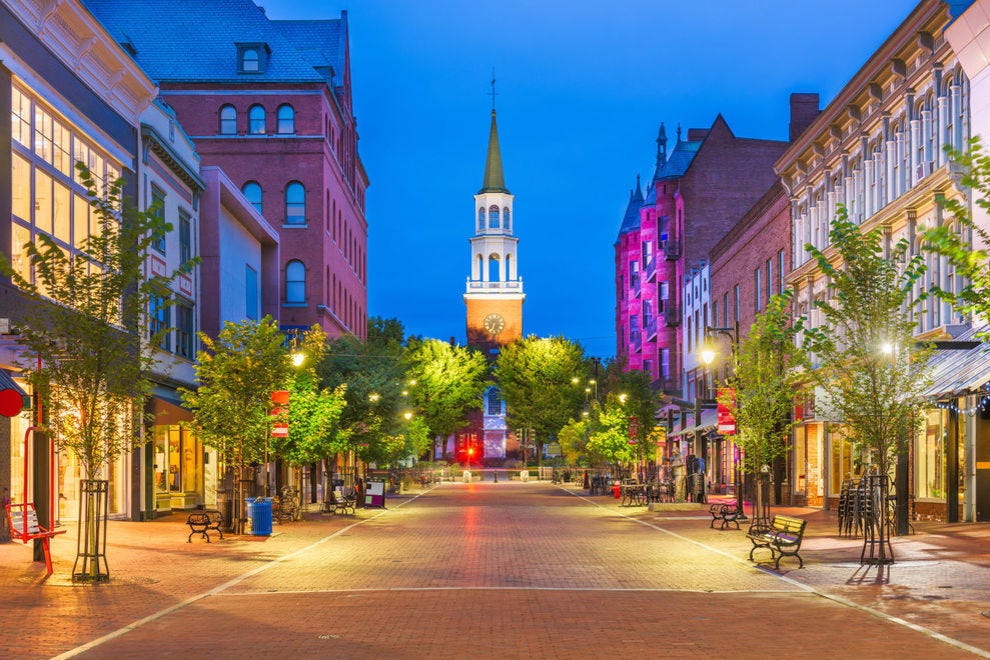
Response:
[[477, 207, 485, 231], [285, 181, 305, 225], [242, 48, 260, 72], [248, 105, 266, 135], [242, 181, 263, 213], [503, 207, 510, 231], [488, 205, 500, 229], [219, 105, 237, 135], [476, 255, 483, 280], [485, 386, 503, 415], [285, 260, 305, 303], [277, 104, 295, 134], [488, 254, 500, 282]]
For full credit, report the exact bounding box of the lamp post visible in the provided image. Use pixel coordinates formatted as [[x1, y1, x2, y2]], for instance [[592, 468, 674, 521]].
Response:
[[700, 323, 745, 520]]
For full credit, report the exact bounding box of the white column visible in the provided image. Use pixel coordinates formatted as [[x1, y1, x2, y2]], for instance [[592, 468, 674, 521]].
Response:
[[863, 157, 873, 219], [938, 96, 949, 166], [951, 84, 962, 151], [910, 119, 921, 186]]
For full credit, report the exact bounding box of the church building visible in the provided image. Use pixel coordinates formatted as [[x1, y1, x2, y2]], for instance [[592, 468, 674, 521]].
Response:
[[464, 105, 524, 459]]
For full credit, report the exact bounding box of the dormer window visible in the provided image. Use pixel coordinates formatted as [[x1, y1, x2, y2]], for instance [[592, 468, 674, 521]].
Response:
[[237, 43, 269, 74]]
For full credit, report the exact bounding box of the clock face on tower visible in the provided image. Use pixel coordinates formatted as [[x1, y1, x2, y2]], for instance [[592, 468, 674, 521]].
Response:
[[483, 313, 505, 336]]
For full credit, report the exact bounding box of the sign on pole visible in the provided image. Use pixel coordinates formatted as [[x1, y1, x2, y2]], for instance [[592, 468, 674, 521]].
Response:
[[717, 387, 736, 435]]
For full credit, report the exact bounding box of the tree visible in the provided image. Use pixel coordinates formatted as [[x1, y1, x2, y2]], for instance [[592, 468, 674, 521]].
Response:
[[721, 292, 806, 511], [557, 415, 591, 465], [923, 138, 990, 333], [181, 317, 291, 533], [319, 317, 409, 468], [602, 363, 660, 465], [0, 165, 191, 580], [585, 399, 635, 467], [495, 336, 586, 463], [803, 207, 931, 480], [404, 338, 488, 459], [271, 326, 348, 512]]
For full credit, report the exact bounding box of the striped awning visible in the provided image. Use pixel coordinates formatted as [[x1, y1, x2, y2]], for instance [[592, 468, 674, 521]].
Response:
[[923, 326, 990, 400], [667, 408, 718, 437]]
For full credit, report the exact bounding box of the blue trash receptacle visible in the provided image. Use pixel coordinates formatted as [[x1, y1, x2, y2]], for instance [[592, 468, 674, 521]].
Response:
[[245, 496, 273, 536]]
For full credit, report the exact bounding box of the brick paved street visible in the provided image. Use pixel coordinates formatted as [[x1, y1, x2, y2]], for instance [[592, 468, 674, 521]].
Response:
[[1, 482, 988, 658]]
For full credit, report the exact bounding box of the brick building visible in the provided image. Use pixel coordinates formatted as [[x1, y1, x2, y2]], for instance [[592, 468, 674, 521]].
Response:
[[87, 0, 369, 340], [615, 117, 789, 396]]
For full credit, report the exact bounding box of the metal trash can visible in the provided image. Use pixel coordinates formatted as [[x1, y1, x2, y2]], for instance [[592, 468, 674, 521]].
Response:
[[245, 496, 273, 536]]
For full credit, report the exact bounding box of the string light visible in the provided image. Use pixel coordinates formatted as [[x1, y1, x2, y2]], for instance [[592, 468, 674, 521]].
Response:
[[932, 382, 990, 416]]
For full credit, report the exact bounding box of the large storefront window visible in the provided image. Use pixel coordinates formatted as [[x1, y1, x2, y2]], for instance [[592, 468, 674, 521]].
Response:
[[917, 410, 945, 499], [154, 424, 201, 507], [829, 426, 855, 495]]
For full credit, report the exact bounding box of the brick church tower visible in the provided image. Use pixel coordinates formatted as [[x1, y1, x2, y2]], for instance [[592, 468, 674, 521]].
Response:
[[464, 108, 524, 351]]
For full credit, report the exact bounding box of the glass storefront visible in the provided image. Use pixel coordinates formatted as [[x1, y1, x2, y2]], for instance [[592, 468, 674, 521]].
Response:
[[152, 424, 202, 510]]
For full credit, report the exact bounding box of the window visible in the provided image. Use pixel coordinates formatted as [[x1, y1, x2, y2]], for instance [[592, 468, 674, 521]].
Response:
[[175, 303, 194, 359], [242, 48, 260, 71], [219, 105, 237, 135], [766, 258, 773, 302], [488, 205, 500, 229], [504, 207, 511, 231], [237, 43, 268, 74], [486, 387, 503, 415], [277, 104, 295, 134], [285, 260, 306, 303], [149, 293, 170, 351], [660, 348, 670, 379], [754, 269, 762, 312], [723, 292, 729, 326], [285, 182, 305, 225], [242, 181, 263, 214], [734, 285, 740, 323], [245, 264, 258, 320], [248, 105, 266, 135], [778, 249, 785, 294], [151, 187, 166, 254], [179, 213, 191, 264], [477, 207, 485, 231]]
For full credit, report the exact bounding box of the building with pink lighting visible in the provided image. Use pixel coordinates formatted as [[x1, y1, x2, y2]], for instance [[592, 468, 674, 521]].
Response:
[[615, 117, 790, 396]]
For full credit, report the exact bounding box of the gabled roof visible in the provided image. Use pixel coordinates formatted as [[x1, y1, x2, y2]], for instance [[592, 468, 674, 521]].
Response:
[[618, 176, 644, 234], [84, 0, 343, 84]]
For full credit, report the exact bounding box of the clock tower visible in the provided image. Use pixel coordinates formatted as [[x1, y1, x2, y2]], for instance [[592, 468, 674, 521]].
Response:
[[464, 107, 524, 351]]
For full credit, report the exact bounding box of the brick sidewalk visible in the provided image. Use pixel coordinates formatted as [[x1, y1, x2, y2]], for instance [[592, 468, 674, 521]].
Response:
[[1, 483, 988, 658]]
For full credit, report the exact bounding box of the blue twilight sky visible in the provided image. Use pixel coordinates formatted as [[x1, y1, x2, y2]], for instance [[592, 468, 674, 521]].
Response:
[[261, 0, 915, 357]]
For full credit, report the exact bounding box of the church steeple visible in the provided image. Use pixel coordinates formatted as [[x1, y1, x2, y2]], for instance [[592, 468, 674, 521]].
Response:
[[653, 123, 668, 181], [480, 110, 508, 194]]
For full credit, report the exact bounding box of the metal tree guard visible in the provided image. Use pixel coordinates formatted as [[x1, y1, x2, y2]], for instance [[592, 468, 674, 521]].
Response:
[[860, 471, 895, 565], [72, 479, 110, 582]]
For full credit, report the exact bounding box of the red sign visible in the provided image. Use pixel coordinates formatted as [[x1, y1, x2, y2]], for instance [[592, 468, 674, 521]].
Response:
[[271, 390, 289, 437], [0, 388, 24, 418], [717, 387, 736, 435], [271, 423, 289, 438]]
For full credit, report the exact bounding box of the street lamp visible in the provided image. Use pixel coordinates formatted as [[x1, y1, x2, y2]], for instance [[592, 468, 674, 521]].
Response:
[[702, 324, 745, 520]]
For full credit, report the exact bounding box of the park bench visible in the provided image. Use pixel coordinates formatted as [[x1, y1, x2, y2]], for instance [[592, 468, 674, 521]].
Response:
[[746, 514, 807, 569], [5, 502, 66, 575], [186, 510, 224, 543], [709, 503, 741, 530], [325, 488, 356, 515]]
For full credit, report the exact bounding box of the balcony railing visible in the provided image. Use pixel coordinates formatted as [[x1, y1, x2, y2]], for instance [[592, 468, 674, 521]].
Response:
[[663, 304, 681, 327], [466, 278, 524, 293], [631, 330, 642, 353], [662, 238, 680, 261]]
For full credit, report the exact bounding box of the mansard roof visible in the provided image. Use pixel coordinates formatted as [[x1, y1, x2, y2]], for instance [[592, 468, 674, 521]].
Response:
[[85, 0, 343, 84]]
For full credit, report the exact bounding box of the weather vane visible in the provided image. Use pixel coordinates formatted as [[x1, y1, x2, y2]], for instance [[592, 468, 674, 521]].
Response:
[[489, 69, 497, 111]]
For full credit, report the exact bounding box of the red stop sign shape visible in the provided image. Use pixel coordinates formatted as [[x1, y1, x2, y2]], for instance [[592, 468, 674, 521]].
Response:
[[0, 388, 24, 417]]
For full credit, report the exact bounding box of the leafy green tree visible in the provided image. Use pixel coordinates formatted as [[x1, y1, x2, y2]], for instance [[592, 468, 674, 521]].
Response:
[[271, 326, 349, 507], [319, 317, 409, 464], [181, 317, 291, 533], [603, 364, 660, 464], [495, 336, 586, 463], [404, 338, 488, 459], [0, 165, 192, 580], [720, 292, 806, 511], [586, 400, 635, 466], [923, 138, 990, 334], [558, 415, 591, 464], [803, 207, 932, 482]]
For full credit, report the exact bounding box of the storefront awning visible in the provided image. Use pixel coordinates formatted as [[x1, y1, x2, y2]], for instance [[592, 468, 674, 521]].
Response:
[[668, 408, 718, 437], [147, 386, 193, 425], [923, 326, 990, 400]]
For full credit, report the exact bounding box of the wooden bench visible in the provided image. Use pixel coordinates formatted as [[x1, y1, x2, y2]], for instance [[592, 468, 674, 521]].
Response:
[[746, 514, 808, 569], [325, 489, 355, 515], [709, 503, 741, 530], [186, 510, 224, 543], [5, 502, 67, 575]]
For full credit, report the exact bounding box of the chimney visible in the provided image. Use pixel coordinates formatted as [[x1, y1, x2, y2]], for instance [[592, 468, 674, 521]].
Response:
[[789, 93, 820, 142], [686, 128, 709, 141]]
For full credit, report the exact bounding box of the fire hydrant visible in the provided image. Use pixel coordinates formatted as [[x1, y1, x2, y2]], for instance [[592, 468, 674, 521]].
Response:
[[612, 482, 621, 499]]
